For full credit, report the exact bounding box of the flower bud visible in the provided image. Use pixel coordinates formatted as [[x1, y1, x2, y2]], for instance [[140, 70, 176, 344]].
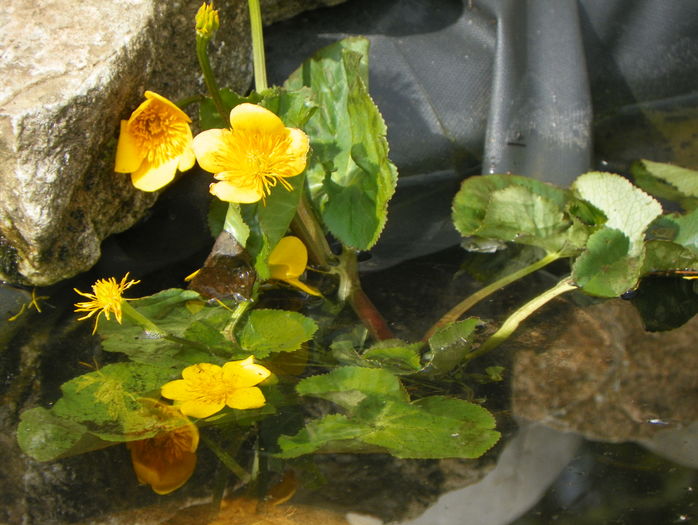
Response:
[[196, 2, 220, 39]]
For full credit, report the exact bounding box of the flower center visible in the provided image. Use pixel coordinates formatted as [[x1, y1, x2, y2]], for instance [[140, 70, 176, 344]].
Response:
[[131, 103, 188, 166], [229, 130, 295, 196]]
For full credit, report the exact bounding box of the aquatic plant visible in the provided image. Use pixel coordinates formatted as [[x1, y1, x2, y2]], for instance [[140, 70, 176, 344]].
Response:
[[16, 0, 698, 505]]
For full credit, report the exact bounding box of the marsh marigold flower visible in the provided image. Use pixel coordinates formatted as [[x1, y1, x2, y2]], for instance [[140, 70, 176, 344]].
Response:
[[127, 408, 199, 495], [161, 357, 271, 418], [74, 273, 140, 334], [195, 2, 219, 39], [268, 236, 321, 296], [115, 91, 196, 192], [192, 103, 309, 203]]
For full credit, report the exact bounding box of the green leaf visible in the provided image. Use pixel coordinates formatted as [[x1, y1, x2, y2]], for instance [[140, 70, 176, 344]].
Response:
[[241, 173, 305, 280], [296, 366, 408, 411], [572, 171, 663, 256], [237, 309, 318, 358], [285, 37, 397, 250], [356, 396, 500, 459], [51, 362, 179, 441], [572, 228, 642, 297], [362, 340, 424, 374], [425, 318, 481, 376], [277, 396, 500, 459], [276, 414, 369, 457], [642, 240, 698, 275], [669, 208, 698, 250], [99, 289, 226, 367], [631, 160, 698, 211], [17, 408, 107, 462], [259, 86, 317, 129], [199, 89, 263, 130], [221, 203, 250, 248], [452, 174, 585, 256]]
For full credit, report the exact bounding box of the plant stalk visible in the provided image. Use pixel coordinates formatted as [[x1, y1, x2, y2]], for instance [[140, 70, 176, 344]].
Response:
[[196, 35, 228, 121], [202, 432, 251, 482], [121, 301, 166, 336], [423, 251, 561, 341], [338, 248, 394, 341], [466, 277, 577, 360], [247, 0, 268, 92]]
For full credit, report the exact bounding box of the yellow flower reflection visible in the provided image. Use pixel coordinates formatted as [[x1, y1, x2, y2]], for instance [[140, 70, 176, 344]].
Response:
[[74, 273, 140, 334], [161, 357, 271, 419], [268, 236, 321, 296], [192, 103, 309, 203], [127, 408, 199, 495], [115, 91, 196, 192]]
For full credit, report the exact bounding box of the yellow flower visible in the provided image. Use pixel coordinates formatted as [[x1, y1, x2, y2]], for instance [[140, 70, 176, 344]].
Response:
[[127, 408, 199, 495], [268, 236, 321, 296], [115, 91, 196, 192], [74, 273, 140, 334], [161, 357, 271, 418], [192, 103, 309, 203], [195, 2, 219, 39]]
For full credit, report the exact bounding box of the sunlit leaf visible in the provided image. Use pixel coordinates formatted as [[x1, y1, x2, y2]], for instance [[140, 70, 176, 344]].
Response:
[[452, 174, 586, 256], [285, 37, 398, 250], [572, 171, 662, 256]]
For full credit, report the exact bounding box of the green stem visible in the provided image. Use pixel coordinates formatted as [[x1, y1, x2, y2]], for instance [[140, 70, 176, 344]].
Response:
[[291, 193, 335, 268], [175, 94, 206, 109], [223, 300, 252, 343], [338, 248, 394, 341], [201, 433, 250, 482], [121, 301, 166, 336], [247, 0, 268, 92], [422, 251, 561, 341], [196, 35, 228, 121], [466, 277, 577, 360]]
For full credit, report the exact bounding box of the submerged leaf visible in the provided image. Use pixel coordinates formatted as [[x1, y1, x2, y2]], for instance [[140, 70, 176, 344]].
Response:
[[631, 159, 698, 211], [237, 309, 318, 358]]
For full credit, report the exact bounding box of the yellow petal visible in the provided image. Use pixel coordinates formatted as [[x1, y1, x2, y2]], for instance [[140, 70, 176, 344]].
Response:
[[210, 180, 263, 203], [226, 386, 266, 410], [115, 120, 145, 173], [282, 277, 322, 297], [144, 90, 192, 123], [178, 146, 196, 172], [182, 362, 222, 381], [179, 398, 225, 419], [131, 157, 179, 192], [229, 103, 285, 133], [160, 379, 190, 401], [283, 127, 310, 175], [222, 357, 271, 388], [268, 236, 308, 277], [192, 128, 236, 173]]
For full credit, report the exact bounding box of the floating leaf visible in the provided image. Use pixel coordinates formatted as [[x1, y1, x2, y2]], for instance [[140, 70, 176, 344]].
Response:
[[285, 37, 397, 250], [51, 362, 179, 440], [572, 171, 662, 256], [237, 309, 318, 358]]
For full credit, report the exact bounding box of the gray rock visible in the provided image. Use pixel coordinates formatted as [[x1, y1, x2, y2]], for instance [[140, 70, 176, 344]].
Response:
[[0, 0, 253, 286], [262, 0, 348, 25]]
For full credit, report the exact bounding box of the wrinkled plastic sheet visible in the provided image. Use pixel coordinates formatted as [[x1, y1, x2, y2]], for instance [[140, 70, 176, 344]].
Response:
[[265, 0, 698, 269]]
